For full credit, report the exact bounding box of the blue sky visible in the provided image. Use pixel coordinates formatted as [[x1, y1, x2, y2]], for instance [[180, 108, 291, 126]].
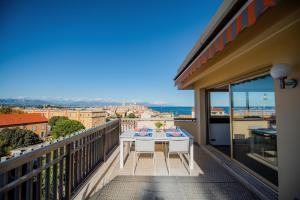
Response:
[[0, 0, 223, 106]]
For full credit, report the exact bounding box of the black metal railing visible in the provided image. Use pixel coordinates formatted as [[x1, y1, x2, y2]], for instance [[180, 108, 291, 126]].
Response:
[[0, 119, 120, 200]]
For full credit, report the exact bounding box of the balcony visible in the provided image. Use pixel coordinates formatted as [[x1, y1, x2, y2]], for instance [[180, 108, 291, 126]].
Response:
[[0, 119, 273, 200]]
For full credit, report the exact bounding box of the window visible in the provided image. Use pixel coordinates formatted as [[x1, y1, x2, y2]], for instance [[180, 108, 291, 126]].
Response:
[[231, 75, 277, 185]]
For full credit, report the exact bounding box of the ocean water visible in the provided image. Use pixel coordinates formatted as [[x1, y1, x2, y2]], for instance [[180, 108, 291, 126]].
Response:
[[149, 106, 231, 116], [149, 106, 192, 116], [149, 106, 274, 117]]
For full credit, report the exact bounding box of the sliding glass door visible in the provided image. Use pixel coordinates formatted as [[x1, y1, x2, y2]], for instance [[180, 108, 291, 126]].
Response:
[[207, 90, 230, 156], [230, 75, 278, 186]]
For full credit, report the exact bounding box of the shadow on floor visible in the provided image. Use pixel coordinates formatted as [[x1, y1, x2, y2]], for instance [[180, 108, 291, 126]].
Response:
[[88, 145, 258, 200]]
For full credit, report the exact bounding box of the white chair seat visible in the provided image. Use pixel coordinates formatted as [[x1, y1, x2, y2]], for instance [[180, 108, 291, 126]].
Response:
[[167, 140, 190, 175], [133, 139, 155, 175]]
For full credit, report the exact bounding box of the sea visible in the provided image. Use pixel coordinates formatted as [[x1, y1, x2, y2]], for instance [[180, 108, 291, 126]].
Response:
[[149, 106, 192, 116], [149, 106, 275, 117], [149, 106, 231, 116]]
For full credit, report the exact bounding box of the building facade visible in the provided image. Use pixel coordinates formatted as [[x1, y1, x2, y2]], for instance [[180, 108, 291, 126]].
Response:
[[26, 109, 107, 129], [174, 0, 300, 199], [0, 113, 48, 137]]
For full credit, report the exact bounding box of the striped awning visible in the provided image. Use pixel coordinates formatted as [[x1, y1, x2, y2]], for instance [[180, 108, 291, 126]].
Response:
[[175, 0, 276, 88]]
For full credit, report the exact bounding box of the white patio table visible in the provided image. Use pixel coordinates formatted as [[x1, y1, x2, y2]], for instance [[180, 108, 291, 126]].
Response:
[[119, 129, 194, 171]]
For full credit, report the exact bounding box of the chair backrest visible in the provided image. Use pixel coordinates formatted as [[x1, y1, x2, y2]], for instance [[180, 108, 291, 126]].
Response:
[[135, 139, 155, 152], [169, 140, 189, 153]]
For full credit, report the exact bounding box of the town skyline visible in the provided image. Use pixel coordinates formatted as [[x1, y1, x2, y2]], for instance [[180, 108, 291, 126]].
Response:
[[0, 96, 194, 107]]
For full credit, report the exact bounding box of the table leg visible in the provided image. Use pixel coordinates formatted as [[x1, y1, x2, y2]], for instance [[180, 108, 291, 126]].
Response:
[[120, 139, 124, 168], [190, 140, 194, 170]]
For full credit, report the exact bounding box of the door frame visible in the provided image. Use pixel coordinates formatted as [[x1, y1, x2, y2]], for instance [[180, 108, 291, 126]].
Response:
[[205, 87, 232, 156]]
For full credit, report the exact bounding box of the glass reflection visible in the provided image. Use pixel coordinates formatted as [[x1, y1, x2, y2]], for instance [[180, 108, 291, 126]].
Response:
[[231, 75, 278, 185]]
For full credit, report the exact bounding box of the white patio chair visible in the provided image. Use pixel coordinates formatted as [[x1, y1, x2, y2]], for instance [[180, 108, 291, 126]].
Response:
[[167, 140, 190, 175], [133, 139, 155, 175]]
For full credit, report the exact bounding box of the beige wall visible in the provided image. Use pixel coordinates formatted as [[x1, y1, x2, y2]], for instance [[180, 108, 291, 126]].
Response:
[[193, 88, 206, 144], [174, 120, 197, 139], [187, 1, 300, 199], [27, 109, 107, 129], [136, 119, 174, 129], [275, 66, 300, 200], [0, 122, 48, 137]]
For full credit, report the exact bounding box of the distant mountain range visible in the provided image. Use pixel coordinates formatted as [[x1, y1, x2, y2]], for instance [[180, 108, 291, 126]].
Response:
[[0, 98, 170, 108]]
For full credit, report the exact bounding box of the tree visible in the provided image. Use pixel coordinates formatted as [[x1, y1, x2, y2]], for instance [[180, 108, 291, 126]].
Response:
[[48, 116, 68, 128], [51, 119, 85, 139], [155, 121, 163, 130], [0, 107, 24, 114], [0, 128, 43, 156], [127, 113, 137, 118], [0, 107, 12, 114]]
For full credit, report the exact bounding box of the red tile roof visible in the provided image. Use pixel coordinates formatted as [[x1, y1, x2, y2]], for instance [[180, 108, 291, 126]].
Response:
[[210, 108, 224, 112], [0, 113, 48, 127]]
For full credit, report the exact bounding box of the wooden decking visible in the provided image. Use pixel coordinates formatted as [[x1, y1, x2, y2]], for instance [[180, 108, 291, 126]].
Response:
[[88, 145, 258, 200]]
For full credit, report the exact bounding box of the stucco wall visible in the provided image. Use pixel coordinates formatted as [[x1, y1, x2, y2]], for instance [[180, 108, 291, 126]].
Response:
[[174, 120, 197, 139], [136, 119, 175, 129], [275, 66, 300, 200]]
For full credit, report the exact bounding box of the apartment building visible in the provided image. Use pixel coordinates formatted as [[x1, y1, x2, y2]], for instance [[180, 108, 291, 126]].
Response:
[[26, 109, 107, 128], [0, 113, 48, 137], [174, 0, 300, 199]]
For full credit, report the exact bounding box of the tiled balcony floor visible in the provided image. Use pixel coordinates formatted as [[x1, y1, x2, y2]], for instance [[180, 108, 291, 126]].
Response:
[[116, 144, 202, 176], [89, 145, 258, 200]]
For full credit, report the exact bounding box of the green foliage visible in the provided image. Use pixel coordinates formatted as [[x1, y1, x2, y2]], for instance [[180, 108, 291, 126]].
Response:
[[48, 116, 68, 128], [0, 128, 43, 156], [127, 113, 137, 118], [155, 121, 163, 129], [0, 107, 12, 114], [116, 113, 122, 118], [111, 112, 122, 119], [0, 107, 24, 114], [51, 119, 85, 139]]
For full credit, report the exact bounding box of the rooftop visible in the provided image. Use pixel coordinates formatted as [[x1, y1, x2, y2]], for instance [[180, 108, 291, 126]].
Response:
[[0, 113, 48, 127], [210, 108, 225, 112]]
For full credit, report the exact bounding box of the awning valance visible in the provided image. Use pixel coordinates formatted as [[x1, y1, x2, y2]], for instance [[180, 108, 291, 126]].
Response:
[[175, 0, 276, 88]]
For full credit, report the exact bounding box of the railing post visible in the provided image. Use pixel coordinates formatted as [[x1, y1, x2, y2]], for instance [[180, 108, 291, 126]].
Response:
[[0, 172, 7, 200], [25, 161, 33, 200], [45, 153, 51, 200], [14, 167, 22, 200], [58, 148, 64, 200], [119, 119, 121, 136], [103, 126, 107, 162], [65, 142, 73, 200], [52, 149, 58, 200]]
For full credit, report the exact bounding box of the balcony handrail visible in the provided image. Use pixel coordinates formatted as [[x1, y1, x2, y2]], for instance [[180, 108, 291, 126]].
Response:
[[0, 119, 118, 172], [121, 117, 196, 121], [174, 118, 196, 122], [121, 118, 175, 121], [0, 119, 121, 200], [120, 118, 196, 133]]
